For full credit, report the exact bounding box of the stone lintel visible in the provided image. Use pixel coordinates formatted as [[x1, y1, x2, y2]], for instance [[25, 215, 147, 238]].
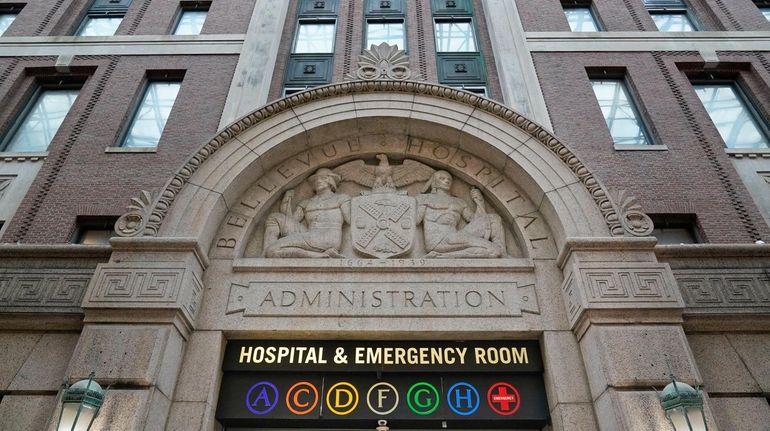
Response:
[[84, 308, 194, 340], [556, 236, 658, 269], [109, 237, 209, 269], [683, 314, 770, 333], [656, 243, 770, 268], [0, 244, 112, 259], [0, 313, 84, 331]]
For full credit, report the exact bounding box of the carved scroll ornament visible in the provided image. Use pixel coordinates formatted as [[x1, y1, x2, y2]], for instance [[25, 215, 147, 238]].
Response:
[[614, 190, 654, 237]]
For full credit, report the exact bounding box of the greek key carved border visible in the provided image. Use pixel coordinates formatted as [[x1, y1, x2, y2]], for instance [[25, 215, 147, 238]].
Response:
[[0, 269, 92, 312], [675, 269, 770, 311]]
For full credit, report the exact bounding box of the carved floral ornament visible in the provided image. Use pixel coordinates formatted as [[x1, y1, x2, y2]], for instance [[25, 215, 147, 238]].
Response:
[[114, 80, 653, 239], [346, 42, 423, 81]]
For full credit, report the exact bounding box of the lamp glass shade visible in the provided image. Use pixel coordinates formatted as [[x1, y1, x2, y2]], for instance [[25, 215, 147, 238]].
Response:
[[666, 403, 708, 431], [57, 403, 97, 431]]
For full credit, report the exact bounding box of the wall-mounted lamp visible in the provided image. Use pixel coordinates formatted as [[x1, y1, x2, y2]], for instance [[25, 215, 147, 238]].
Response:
[[56, 372, 105, 431], [659, 376, 707, 431]]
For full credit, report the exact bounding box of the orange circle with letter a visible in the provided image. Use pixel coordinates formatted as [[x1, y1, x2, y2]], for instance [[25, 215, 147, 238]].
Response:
[[286, 381, 319, 415], [325, 381, 359, 416]]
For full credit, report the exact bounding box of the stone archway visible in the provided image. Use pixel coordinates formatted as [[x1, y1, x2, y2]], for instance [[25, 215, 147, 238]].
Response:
[[65, 83, 707, 431], [113, 81, 643, 251]]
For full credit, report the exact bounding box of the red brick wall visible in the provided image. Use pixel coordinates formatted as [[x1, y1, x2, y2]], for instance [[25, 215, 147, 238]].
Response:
[[132, 0, 256, 35], [0, 0, 254, 37], [514, 0, 759, 32], [532, 51, 770, 242], [700, 0, 770, 31], [1, 55, 238, 243]]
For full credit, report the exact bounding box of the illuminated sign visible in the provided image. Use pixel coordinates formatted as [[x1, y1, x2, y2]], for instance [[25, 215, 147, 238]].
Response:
[[217, 341, 548, 429]]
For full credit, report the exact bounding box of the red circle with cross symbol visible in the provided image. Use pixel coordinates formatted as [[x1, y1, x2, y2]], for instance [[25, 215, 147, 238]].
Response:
[[487, 382, 521, 415]]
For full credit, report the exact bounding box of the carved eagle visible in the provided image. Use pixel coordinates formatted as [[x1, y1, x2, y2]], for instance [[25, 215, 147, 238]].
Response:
[[333, 154, 435, 192]]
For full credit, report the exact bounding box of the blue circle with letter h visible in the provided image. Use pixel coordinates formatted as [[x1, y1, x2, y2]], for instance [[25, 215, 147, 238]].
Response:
[[447, 381, 480, 416]]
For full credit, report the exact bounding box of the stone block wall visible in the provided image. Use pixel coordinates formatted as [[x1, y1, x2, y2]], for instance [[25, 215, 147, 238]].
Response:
[[688, 333, 770, 431], [0, 332, 80, 430]]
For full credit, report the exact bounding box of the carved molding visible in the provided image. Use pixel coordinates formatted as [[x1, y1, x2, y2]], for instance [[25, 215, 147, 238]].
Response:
[[116, 81, 623, 238], [0, 270, 92, 312], [675, 269, 770, 312], [84, 263, 203, 325], [346, 42, 423, 81], [562, 262, 683, 328]]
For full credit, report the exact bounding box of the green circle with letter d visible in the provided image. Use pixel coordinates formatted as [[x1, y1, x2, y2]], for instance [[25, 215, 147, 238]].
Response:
[[406, 382, 440, 415]]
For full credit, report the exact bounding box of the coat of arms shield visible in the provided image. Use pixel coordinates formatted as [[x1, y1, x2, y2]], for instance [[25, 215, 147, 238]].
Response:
[[351, 193, 417, 259]]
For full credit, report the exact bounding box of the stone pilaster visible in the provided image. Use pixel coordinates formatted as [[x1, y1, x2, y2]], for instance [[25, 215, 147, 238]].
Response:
[[52, 238, 207, 431], [557, 237, 718, 430], [481, 0, 553, 130], [218, 0, 290, 128]]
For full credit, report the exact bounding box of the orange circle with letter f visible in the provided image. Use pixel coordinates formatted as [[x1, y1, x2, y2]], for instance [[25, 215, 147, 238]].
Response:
[[286, 381, 319, 415]]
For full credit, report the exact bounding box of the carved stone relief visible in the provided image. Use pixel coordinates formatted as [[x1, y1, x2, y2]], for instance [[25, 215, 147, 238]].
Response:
[[675, 269, 770, 312], [255, 155, 514, 259], [561, 262, 684, 328], [84, 263, 203, 325], [345, 42, 423, 81], [613, 189, 654, 237]]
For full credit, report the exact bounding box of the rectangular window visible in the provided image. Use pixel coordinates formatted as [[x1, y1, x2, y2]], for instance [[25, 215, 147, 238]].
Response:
[[453, 85, 487, 97], [76, 0, 132, 36], [77, 16, 123, 36], [0, 4, 22, 36], [591, 79, 652, 146], [366, 20, 405, 49], [434, 19, 477, 52], [1, 89, 79, 153], [564, 6, 600, 32], [293, 21, 336, 53], [122, 80, 181, 148], [0, 12, 17, 36], [645, 0, 697, 31], [693, 83, 770, 149], [650, 215, 701, 244], [72, 216, 118, 245], [650, 11, 696, 31], [173, 2, 209, 35], [761, 7, 770, 22]]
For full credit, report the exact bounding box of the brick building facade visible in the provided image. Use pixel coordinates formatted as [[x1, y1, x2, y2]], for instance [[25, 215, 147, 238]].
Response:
[[0, 0, 769, 430]]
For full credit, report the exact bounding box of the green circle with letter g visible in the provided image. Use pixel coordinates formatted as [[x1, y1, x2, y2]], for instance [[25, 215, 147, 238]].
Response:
[[406, 382, 440, 415]]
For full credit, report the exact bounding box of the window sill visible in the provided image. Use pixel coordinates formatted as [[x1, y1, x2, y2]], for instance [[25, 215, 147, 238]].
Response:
[[725, 148, 770, 158], [0, 152, 48, 161], [105, 146, 157, 153], [614, 144, 668, 151]]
